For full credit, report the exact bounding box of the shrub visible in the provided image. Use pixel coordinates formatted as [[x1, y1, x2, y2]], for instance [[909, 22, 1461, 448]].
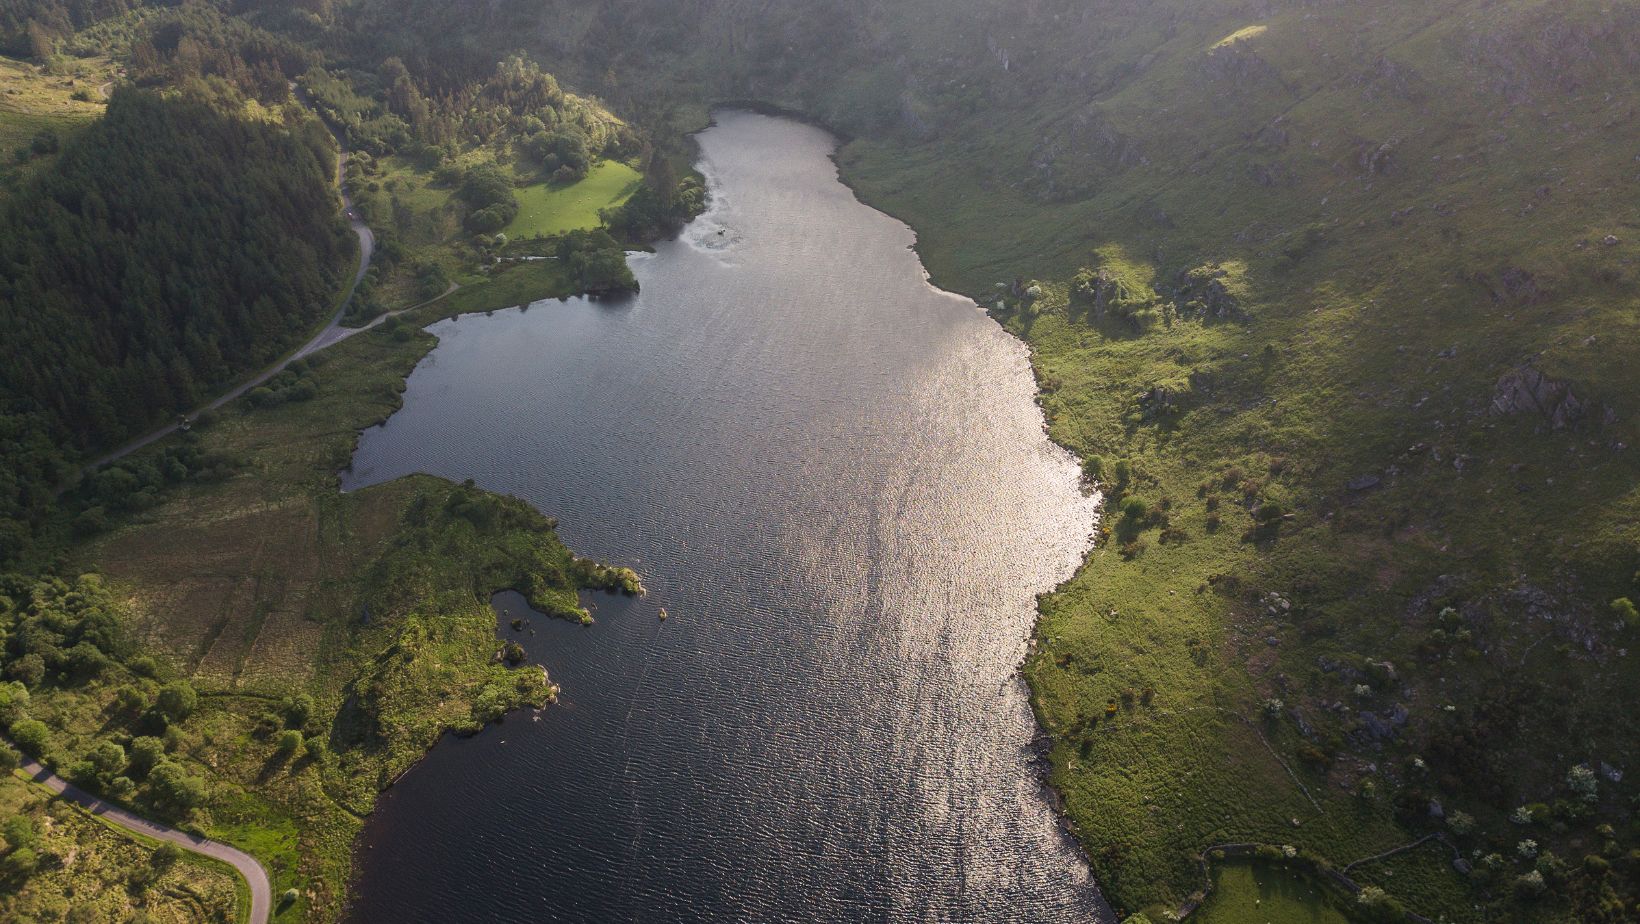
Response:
[[72, 506, 108, 537], [0, 682, 28, 724], [1446, 810, 1475, 835], [246, 386, 283, 408], [282, 694, 314, 730], [1120, 496, 1149, 521], [155, 681, 197, 722], [129, 736, 166, 777], [1357, 886, 1390, 906], [1, 846, 40, 882], [7, 653, 45, 687], [89, 740, 126, 778], [114, 686, 146, 713], [1356, 886, 1406, 922], [146, 760, 206, 813], [2, 816, 35, 852], [1612, 597, 1639, 629], [276, 730, 303, 756], [9, 717, 49, 755], [465, 203, 514, 233], [1296, 744, 1331, 769], [1567, 764, 1598, 803], [1513, 869, 1546, 899]]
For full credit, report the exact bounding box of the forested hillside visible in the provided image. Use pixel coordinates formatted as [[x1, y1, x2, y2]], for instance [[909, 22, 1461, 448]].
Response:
[[0, 85, 350, 562]]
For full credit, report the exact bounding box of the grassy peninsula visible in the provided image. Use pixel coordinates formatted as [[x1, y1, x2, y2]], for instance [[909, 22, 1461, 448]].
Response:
[[2, 260, 643, 920]]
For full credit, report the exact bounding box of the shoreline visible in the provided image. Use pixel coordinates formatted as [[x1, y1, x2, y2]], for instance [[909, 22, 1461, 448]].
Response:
[[336, 109, 1115, 922], [807, 109, 1121, 907]]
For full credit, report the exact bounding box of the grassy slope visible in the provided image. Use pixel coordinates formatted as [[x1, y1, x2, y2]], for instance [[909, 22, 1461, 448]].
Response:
[[1196, 861, 1352, 924], [0, 54, 113, 179], [0, 768, 241, 922], [22, 260, 617, 923], [819, 1, 1640, 920]]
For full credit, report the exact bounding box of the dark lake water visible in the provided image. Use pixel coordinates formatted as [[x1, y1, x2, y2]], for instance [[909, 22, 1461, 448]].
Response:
[[342, 110, 1109, 923]]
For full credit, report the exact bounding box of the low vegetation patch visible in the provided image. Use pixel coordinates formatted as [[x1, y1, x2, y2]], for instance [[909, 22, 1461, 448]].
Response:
[[0, 761, 242, 922]]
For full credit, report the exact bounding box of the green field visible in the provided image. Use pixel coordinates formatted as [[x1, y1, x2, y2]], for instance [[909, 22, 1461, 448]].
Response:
[[1195, 862, 1352, 924], [504, 159, 641, 238]]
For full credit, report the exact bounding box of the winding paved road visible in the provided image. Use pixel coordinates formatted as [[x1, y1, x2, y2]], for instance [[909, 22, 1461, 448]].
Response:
[[14, 751, 272, 924]]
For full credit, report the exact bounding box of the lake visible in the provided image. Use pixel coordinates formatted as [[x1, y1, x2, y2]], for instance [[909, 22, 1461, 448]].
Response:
[[343, 110, 1110, 923]]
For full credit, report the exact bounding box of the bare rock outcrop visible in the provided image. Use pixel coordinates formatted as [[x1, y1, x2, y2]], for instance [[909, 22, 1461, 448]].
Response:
[[1488, 366, 1587, 430]]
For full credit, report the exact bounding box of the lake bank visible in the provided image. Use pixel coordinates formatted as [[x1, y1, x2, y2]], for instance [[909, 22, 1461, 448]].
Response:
[[344, 110, 1114, 922]]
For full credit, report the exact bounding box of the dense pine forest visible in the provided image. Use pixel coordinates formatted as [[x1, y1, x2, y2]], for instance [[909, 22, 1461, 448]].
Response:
[[0, 84, 350, 562]]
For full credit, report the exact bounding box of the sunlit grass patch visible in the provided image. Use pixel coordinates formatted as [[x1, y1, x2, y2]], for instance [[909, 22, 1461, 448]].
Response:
[[0, 54, 110, 165], [504, 159, 641, 238], [1195, 860, 1350, 924], [1211, 24, 1268, 49]]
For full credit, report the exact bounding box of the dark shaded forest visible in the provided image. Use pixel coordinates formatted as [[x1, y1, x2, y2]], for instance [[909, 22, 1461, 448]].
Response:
[[0, 86, 351, 560]]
